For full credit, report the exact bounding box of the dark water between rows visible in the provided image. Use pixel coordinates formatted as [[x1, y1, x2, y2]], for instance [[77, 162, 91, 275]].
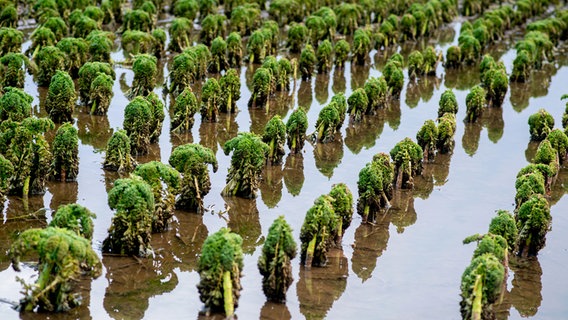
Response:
[[1, 19, 568, 320]]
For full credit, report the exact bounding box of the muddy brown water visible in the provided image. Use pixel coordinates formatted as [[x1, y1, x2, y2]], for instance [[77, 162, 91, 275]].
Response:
[[1, 20, 568, 320]]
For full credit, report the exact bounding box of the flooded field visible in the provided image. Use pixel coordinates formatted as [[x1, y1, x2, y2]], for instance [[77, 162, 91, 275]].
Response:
[[1, 9, 568, 320]]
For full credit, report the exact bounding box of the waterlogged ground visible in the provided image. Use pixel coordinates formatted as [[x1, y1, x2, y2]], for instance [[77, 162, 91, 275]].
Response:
[[1, 18, 568, 320]]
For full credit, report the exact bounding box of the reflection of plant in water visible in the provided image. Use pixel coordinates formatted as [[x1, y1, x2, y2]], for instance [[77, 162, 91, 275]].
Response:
[[224, 196, 263, 254], [444, 66, 480, 90], [283, 153, 305, 196], [462, 122, 482, 157], [260, 165, 284, 208], [297, 78, 313, 110], [332, 67, 346, 94], [344, 114, 385, 154], [480, 106, 504, 144], [313, 137, 344, 178], [495, 256, 543, 318], [352, 221, 389, 282], [297, 249, 348, 319], [103, 255, 178, 320], [314, 73, 330, 104], [389, 190, 417, 234]]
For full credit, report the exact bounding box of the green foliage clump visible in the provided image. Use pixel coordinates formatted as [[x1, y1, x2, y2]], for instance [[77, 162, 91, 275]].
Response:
[[488, 210, 518, 251], [173, 0, 198, 21], [169, 143, 218, 212], [42, 16, 68, 41], [528, 108, 554, 141], [286, 108, 308, 154], [230, 3, 260, 36], [103, 175, 155, 256], [50, 123, 79, 181], [134, 161, 181, 232], [515, 171, 546, 208], [534, 139, 559, 176], [0, 154, 14, 198], [197, 228, 243, 317], [334, 39, 350, 68], [78, 61, 115, 105], [444, 45, 461, 68], [347, 88, 369, 122], [352, 29, 371, 66], [9, 227, 102, 312], [171, 88, 198, 133], [200, 13, 226, 45], [357, 155, 393, 223], [383, 60, 404, 99], [71, 15, 100, 39], [248, 67, 272, 110], [0, 3, 17, 28], [0, 27, 23, 57], [226, 31, 243, 68], [465, 85, 486, 123], [0, 53, 33, 88], [316, 39, 333, 73], [168, 18, 192, 53], [516, 194, 551, 256], [0, 117, 54, 196], [35, 46, 66, 87], [26, 27, 56, 58], [88, 72, 114, 115], [103, 129, 136, 172], [364, 76, 388, 112], [45, 70, 76, 123], [201, 77, 221, 122], [437, 113, 456, 154], [86, 31, 114, 64], [246, 29, 268, 65], [460, 254, 505, 320], [287, 22, 307, 53], [300, 195, 340, 267], [208, 37, 229, 73], [416, 119, 438, 162], [510, 50, 531, 83], [222, 132, 269, 198], [547, 128, 568, 164], [56, 37, 89, 78], [463, 233, 508, 264], [334, 3, 362, 35], [262, 115, 286, 165], [122, 9, 153, 32], [314, 103, 340, 143], [299, 44, 316, 80], [390, 137, 423, 189], [121, 30, 158, 57], [49, 203, 96, 240], [328, 183, 353, 244], [123, 96, 153, 155], [258, 216, 297, 302], [145, 92, 165, 143], [128, 54, 157, 98], [438, 89, 458, 118], [483, 68, 508, 108], [219, 68, 241, 113], [0, 86, 33, 122], [407, 50, 424, 80], [330, 93, 347, 129]]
